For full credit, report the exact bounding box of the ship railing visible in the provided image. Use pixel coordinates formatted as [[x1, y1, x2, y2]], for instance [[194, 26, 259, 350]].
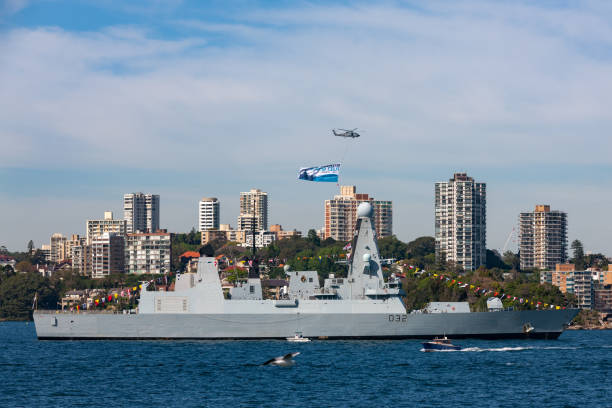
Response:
[[34, 309, 138, 315]]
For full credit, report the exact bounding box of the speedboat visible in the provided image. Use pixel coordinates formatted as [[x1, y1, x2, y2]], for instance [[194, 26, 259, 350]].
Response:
[[286, 332, 310, 342], [422, 336, 461, 352]]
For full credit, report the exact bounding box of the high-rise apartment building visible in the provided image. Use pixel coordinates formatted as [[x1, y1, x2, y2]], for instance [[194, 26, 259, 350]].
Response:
[[324, 186, 393, 241], [49, 233, 82, 263], [519, 205, 567, 270], [435, 173, 486, 271], [71, 241, 92, 275], [91, 232, 125, 278], [198, 197, 220, 232], [124, 193, 160, 233], [86, 211, 127, 243], [237, 189, 268, 232], [40, 244, 51, 262], [50, 233, 67, 263], [125, 231, 171, 275]]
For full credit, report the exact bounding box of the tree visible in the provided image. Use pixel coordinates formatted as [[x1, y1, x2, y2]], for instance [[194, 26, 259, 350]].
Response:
[[502, 251, 520, 271], [322, 237, 336, 247], [16, 260, 35, 273], [378, 236, 408, 260], [199, 244, 215, 257], [435, 250, 447, 271], [571, 240, 585, 270], [215, 242, 247, 259], [187, 228, 200, 245], [406, 237, 435, 259], [585, 253, 607, 270], [486, 249, 506, 269], [0, 272, 58, 320], [306, 229, 320, 246], [265, 243, 280, 259], [30, 249, 47, 265], [27, 240, 34, 254]]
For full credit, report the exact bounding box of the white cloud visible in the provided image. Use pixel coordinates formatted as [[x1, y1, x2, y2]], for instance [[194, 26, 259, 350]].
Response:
[[1, 1, 612, 252], [1, 0, 28, 17]]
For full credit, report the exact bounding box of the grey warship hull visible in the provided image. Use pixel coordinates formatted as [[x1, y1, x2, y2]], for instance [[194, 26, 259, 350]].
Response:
[[34, 202, 577, 341], [34, 308, 577, 340]]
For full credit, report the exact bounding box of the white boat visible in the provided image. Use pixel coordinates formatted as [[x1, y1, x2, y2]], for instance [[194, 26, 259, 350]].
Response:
[[286, 332, 310, 342]]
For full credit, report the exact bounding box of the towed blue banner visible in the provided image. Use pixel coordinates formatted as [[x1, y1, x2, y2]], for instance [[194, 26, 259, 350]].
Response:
[[298, 164, 340, 182]]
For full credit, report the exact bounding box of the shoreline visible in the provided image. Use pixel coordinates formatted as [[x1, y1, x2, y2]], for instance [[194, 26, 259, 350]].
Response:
[[567, 325, 612, 331]]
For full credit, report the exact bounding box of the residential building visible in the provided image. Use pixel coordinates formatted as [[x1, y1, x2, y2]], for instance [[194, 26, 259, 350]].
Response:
[[551, 264, 594, 309], [40, 244, 51, 262], [226, 229, 246, 243], [86, 211, 127, 243], [125, 231, 171, 275], [540, 270, 553, 285], [573, 271, 593, 309], [202, 230, 229, 245], [59, 234, 83, 262], [124, 193, 160, 233], [198, 197, 220, 232], [0, 255, 16, 268], [594, 285, 612, 312], [50, 233, 68, 263], [237, 189, 268, 232], [201, 224, 246, 245], [243, 231, 277, 248], [270, 224, 302, 240], [556, 263, 575, 273], [324, 185, 393, 242], [435, 173, 486, 271], [71, 241, 92, 276], [519, 205, 567, 270], [552, 271, 573, 294], [591, 270, 612, 285], [179, 251, 201, 273], [91, 232, 125, 278]]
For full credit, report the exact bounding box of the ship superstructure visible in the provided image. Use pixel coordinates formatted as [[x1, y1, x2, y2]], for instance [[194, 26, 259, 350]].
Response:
[[34, 202, 577, 340]]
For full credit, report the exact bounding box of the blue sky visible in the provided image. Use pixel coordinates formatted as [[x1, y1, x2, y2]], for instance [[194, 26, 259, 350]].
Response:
[[1, 0, 612, 254]]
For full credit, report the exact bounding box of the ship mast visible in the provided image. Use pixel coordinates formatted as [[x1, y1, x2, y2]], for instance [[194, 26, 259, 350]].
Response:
[[248, 196, 259, 279]]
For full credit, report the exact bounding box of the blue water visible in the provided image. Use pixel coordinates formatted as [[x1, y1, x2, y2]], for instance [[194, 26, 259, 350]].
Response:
[[1, 323, 610, 407]]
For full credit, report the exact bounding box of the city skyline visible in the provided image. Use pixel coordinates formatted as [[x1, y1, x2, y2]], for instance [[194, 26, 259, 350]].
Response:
[[1, 1, 612, 254]]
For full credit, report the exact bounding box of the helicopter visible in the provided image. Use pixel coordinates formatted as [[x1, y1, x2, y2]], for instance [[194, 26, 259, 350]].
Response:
[[332, 128, 360, 138]]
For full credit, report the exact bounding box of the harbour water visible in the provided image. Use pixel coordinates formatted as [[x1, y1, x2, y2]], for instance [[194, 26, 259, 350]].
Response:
[[1, 322, 610, 407]]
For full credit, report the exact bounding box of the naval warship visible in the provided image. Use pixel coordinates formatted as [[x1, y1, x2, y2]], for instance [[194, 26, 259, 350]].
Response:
[[34, 202, 577, 340]]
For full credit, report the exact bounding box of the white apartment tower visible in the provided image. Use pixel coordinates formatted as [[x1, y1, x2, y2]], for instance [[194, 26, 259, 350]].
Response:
[[519, 205, 567, 270], [237, 189, 268, 232], [91, 232, 125, 278], [435, 173, 486, 271], [50, 233, 67, 263], [124, 193, 160, 233], [324, 186, 393, 241], [86, 211, 127, 243], [125, 232, 171, 275], [198, 197, 220, 232]]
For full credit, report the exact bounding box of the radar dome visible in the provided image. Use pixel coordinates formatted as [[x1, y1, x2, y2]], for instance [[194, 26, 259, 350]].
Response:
[[283, 265, 292, 272], [357, 202, 373, 218], [362, 253, 371, 262]]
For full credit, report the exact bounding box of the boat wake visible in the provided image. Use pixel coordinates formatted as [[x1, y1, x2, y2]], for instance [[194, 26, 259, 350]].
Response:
[[419, 347, 527, 353], [420, 345, 583, 353], [460, 346, 531, 352]]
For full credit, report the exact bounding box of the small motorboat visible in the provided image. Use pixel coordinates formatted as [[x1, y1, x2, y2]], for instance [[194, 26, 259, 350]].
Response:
[[422, 336, 461, 352], [286, 332, 310, 342]]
